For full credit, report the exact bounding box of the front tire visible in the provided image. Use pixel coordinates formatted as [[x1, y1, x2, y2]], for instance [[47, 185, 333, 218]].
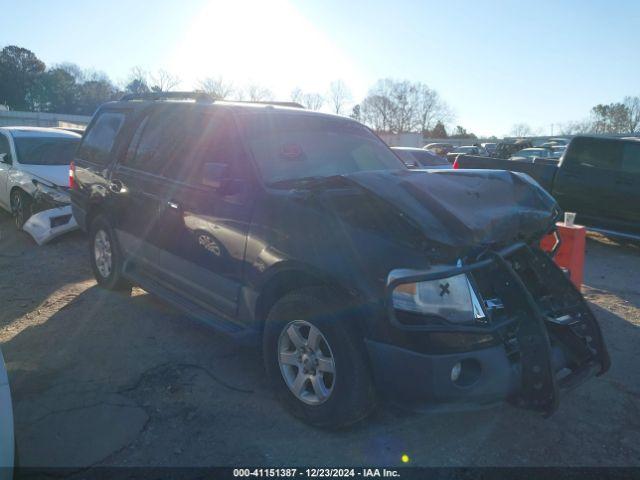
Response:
[[89, 215, 131, 292], [11, 189, 32, 230], [263, 288, 376, 428]]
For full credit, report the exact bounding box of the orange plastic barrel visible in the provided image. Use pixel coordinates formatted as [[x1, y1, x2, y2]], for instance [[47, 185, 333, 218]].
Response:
[[540, 222, 586, 290]]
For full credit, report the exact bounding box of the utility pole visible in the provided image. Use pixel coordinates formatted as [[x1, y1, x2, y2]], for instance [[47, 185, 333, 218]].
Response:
[[550, 123, 554, 136]]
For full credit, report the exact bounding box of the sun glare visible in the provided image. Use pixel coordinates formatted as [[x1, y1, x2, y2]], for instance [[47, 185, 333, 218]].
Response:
[[167, 0, 366, 101]]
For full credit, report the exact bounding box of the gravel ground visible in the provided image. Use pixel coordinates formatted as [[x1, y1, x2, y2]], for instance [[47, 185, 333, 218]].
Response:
[[0, 210, 639, 471]]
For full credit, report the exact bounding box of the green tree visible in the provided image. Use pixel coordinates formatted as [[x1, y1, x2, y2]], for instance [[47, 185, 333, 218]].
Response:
[[429, 121, 448, 138], [27, 67, 77, 113], [0, 45, 46, 109], [76, 79, 118, 115]]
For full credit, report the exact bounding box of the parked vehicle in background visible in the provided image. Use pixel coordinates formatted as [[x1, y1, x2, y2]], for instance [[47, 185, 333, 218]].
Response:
[[71, 93, 609, 427], [455, 135, 640, 236], [0, 348, 14, 480], [391, 147, 451, 169], [0, 127, 80, 231], [493, 140, 533, 159], [550, 145, 566, 158], [423, 142, 454, 157], [481, 142, 497, 155], [446, 145, 487, 163], [510, 147, 554, 162]]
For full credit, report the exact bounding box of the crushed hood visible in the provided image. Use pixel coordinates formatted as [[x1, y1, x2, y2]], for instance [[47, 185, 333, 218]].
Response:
[[341, 169, 559, 248]]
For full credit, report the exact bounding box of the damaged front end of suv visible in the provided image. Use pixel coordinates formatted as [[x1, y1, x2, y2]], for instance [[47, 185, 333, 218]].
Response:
[[341, 168, 610, 416]]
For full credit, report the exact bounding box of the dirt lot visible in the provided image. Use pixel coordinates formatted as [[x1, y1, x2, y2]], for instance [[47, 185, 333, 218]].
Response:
[[0, 210, 639, 471]]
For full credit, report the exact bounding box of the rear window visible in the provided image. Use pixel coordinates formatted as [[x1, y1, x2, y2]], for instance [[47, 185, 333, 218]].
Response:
[[14, 137, 79, 165], [77, 111, 126, 165], [565, 137, 621, 170]]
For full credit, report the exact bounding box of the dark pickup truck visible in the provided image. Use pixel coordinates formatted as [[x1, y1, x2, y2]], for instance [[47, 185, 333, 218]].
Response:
[[455, 136, 640, 236]]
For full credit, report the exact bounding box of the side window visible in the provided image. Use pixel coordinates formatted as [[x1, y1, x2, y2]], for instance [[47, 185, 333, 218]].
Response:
[[180, 113, 249, 186], [621, 142, 640, 174], [124, 107, 192, 176], [0, 134, 11, 163], [77, 111, 125, 165], [566, 137, 622, 170]]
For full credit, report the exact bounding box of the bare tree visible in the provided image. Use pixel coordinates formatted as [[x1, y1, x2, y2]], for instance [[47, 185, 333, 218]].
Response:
[[559, 120, 593, 135], [290, 87, 304, 104], [327, 80, 352, 115], [360, 79, 450, 133], [623, 96, 640, 133], [510, 123, 532, 137], [149, 69, 180, 92], [301, 92, 324, 111], [124, 66, 150, 94], [198, 76, 235, 100], [243, 84, 274, 102]]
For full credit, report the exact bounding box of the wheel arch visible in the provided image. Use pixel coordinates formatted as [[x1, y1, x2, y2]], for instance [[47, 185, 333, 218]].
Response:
[[255, 266, 368, 336]]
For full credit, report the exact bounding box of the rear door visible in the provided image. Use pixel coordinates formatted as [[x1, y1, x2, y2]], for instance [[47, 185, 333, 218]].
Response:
[[553, 137, 621, 222], [108, 104, 188, 268]]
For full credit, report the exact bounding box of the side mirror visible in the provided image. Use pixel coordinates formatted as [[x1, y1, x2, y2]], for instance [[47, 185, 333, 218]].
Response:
[[202, 162, 230, 189], [0, 153, 10, 164]]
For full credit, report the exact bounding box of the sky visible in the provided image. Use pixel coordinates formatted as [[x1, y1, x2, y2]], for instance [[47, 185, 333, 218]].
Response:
[[3, 0, 640, 136]]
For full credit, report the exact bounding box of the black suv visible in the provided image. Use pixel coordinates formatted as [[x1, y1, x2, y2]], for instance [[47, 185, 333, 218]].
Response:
[[71, 93, 609, 427]]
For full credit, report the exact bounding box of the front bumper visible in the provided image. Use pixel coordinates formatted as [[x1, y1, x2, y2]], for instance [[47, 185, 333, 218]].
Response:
[[378, 242, 609, 415]]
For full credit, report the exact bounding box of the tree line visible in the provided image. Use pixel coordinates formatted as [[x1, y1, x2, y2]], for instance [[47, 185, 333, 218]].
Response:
[[0, 44, 462, 135]]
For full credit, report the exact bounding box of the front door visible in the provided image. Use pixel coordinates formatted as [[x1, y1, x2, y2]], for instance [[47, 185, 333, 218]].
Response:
[[154, 110, 256, 320]]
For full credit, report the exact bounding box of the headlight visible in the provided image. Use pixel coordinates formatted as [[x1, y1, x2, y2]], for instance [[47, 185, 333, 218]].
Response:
[[389, 267, 485, 324], [33, 181, 70, 204]]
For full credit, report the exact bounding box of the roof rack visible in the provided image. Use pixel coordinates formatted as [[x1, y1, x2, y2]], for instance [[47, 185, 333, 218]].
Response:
[[120, 91, 215, 103], [219, 100, 305, 109], [119, 92, 304, 109]]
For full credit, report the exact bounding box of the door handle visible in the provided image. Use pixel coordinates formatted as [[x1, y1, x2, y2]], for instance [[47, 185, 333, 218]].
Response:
[[166, 200, 180, 210]]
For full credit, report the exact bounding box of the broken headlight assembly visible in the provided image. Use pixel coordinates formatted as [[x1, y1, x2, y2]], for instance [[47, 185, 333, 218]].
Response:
[[388, 267, 485, 324], [32, 179, 71, 205]]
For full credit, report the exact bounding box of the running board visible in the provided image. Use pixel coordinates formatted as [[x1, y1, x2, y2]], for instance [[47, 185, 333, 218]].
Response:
[[124, 267, 257, 342]]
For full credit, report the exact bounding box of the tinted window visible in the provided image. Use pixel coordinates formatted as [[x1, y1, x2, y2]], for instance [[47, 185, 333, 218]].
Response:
[[239, 113, 404, 184], [77, 112, 125, 165], [14, 137, 79, 165], [566, 137, 622, 170], [621, 141, 640, 174], [125, 107, 247, 183]]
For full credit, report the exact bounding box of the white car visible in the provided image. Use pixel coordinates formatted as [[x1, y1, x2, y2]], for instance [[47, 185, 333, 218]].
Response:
[[0, 127, 81, 240]]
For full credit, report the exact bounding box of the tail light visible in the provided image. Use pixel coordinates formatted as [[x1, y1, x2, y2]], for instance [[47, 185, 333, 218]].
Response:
[[452, 158, 460, 169], [69, 161, 76, 189]]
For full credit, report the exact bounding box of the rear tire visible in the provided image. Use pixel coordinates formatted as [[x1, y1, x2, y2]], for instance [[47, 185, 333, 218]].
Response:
[[263, 287, 376, 428], [11, 189, 32, 230], [89, 215, 131, 292]]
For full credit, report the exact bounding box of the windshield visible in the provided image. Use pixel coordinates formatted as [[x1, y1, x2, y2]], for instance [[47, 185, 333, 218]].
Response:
[[14, 137, 79, 165], [239, 113, 405, 184]]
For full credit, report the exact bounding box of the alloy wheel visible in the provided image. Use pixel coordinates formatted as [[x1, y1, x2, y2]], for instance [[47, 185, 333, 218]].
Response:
[[277, 320, 336, 405], [93, 229, 113, 278]]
